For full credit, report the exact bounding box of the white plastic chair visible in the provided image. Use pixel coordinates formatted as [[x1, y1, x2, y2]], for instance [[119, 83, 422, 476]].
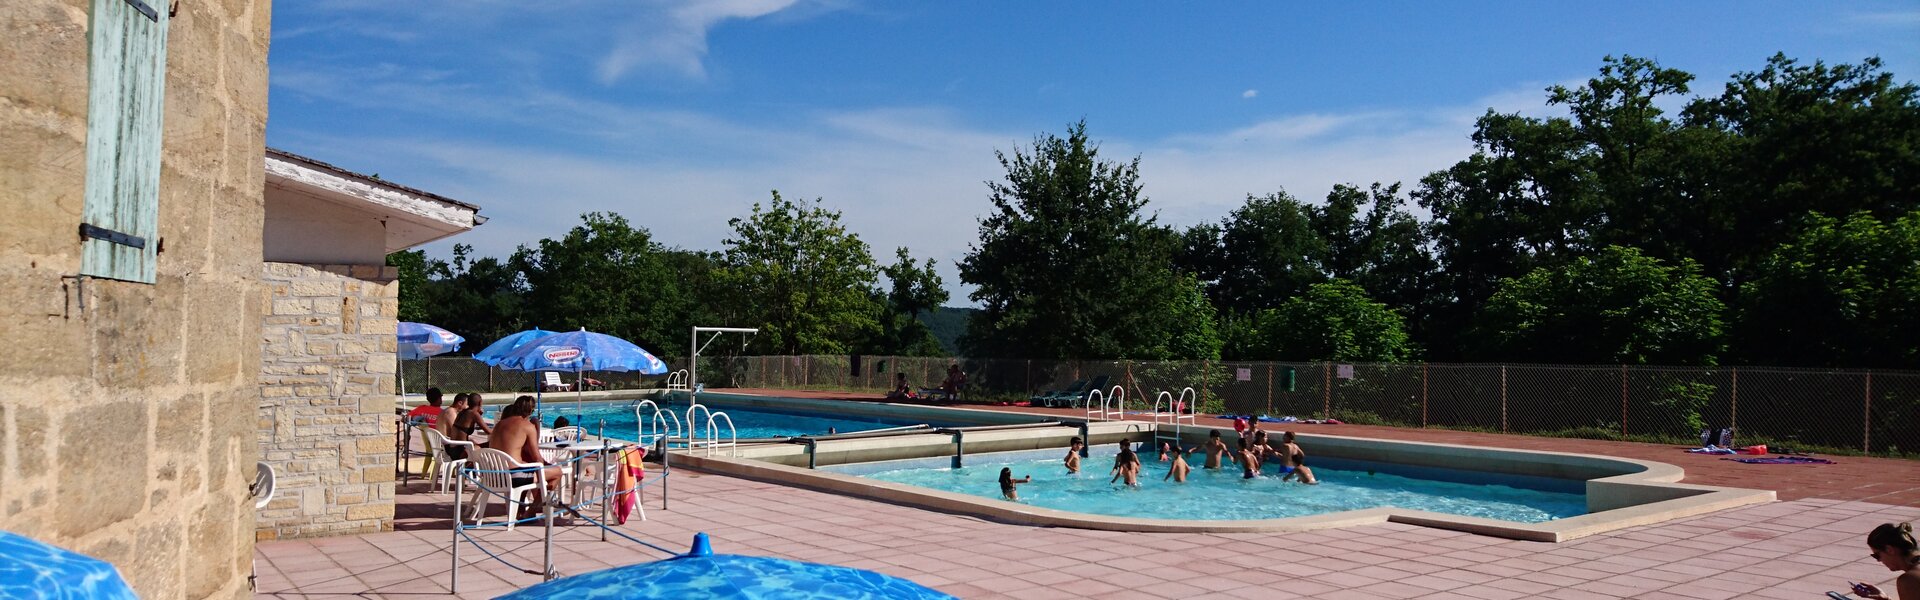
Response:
[[579, 449, 646, 523], [541, 372, 572, 391], [422, 428, 472, 494], [465, 448, 544, 530]]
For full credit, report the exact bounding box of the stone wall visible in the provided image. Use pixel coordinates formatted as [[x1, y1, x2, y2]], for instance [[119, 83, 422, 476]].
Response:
[[0, 1, 273, 599], [256, 263, 399, 539]]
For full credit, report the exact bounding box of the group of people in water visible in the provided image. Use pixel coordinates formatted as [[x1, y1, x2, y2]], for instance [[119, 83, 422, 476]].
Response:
[[998, 427, 1318, 500]]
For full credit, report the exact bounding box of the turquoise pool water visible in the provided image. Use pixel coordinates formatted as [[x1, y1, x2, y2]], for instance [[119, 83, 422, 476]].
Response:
[[830, 448, 1587, 523], [485, 400, 965, 442]]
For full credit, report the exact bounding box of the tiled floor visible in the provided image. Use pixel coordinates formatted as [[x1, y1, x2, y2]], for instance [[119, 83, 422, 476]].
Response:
[[256, 466, 1916, 599]]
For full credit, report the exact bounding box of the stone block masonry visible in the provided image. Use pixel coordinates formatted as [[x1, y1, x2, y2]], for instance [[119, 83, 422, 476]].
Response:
[[0, 1, 273, 598], [256, 262, 400, 539]]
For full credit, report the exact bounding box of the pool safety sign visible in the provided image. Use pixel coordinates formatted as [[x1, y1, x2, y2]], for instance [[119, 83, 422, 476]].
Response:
[[1337, 364, 1355, 379], [1236, 368, 1252, 382]]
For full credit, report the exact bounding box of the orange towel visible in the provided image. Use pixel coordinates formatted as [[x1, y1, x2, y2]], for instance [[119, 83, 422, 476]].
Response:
[[614, 447, 647, 524]]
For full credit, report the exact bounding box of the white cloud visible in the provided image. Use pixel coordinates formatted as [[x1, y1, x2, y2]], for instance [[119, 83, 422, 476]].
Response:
[[597, 0, 805, 83], [1242, 89, 1258, 99]]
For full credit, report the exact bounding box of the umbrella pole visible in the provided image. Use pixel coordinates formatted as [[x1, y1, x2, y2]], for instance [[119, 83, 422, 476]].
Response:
[[575, 366, 584, 419]]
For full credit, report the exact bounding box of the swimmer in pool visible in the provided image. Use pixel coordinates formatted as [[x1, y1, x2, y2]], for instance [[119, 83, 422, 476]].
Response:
[[1281, 455, 1319, 485], [1197, 429, 1230, 469], [1110, 441, 1141, 486], [1236, 438, 1260, 479], [999, 467, 1032, 500], [1064, 437, 1084, 474], [1164, 446, 1191, 483]]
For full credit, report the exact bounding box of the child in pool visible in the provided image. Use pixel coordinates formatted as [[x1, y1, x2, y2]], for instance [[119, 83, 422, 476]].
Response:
[[999, 467, 1032, 500], [1164, 446, 1191, 482], [1197, 429, 1231, 469], [1064, 437, 1084, 474], [1280, 455, 1319, 485], [1236, 438, 1261, 479], [1110, 441, 1141, 486]]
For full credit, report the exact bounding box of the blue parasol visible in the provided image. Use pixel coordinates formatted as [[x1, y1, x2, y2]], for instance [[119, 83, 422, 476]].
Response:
[[396, 322, 464, 360], [396, 322, 464, 400], [493, 328, 668, 417], [495, 533, 954, 600], [0, 531, 138, 600], [472, 327, 555, 366]]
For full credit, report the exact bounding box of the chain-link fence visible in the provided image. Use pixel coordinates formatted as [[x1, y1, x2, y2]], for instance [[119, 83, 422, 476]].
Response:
[[397, 355, 1920, 458]]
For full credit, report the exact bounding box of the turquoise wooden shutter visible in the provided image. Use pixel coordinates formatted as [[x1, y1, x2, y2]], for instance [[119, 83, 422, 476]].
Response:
[[80, 0, 169, 284]]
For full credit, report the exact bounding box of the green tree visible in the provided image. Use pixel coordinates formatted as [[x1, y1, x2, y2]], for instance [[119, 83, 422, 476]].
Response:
[[1684, 54, 1920, 285], [1736, 212, 1920, 369], [960, 121, 1219, 360], [1253, 279, 1414, 362], [1213, 190, 1325, 315], [387, 249, 433, 323], [877, 247, 949, 356], [718, 192, 883, 355], [513, 213, 707, 355], [1310, 183, 1436, 338], [1477, 245, 1725, 365]]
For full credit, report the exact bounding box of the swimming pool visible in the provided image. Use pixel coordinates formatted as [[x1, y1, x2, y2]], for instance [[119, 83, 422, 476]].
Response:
[[488, 400, 968, 442], [828, 447, 1587, 523]]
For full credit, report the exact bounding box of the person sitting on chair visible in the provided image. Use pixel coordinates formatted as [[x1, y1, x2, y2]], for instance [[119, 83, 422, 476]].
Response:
[[939, 365, 967, 401], [886, 372, 916, 401]]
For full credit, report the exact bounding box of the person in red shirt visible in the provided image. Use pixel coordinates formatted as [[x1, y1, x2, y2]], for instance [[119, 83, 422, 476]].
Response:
[[405, 388, 445, 426]]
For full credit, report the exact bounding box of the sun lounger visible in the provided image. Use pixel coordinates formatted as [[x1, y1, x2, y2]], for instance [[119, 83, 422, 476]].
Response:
[[1030, 379, 1087, 407]]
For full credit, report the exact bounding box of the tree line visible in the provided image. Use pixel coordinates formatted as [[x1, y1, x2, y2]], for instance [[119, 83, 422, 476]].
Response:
[[394, 53, 1920, 370]]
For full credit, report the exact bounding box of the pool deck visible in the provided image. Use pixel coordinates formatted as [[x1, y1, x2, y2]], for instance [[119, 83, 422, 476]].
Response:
[[255, 390, 1920, 599]]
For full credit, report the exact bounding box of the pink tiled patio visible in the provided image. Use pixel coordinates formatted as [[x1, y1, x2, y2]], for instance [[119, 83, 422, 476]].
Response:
[[256, 454, 1917, 599]]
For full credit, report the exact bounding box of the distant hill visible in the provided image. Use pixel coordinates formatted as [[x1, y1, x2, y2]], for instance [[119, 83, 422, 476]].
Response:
[[917, 306, 975, 356]]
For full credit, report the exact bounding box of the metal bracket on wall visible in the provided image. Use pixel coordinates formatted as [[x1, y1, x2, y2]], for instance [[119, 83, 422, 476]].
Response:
[[79, 223, 147, 249], [122, 0, 159, 21]]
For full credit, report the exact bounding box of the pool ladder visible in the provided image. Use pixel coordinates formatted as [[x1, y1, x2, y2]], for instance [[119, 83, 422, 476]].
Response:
[[1150, 387, 1198, 451], [685, 403, 738, 457], [1083, 385, 1126, 422], [633, 400, 683, 449]]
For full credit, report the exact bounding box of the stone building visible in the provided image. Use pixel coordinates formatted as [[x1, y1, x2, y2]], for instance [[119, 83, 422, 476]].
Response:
[[256, 149, 482, 539], [2, 1, 275, 598], [2, 2, 482, 597]]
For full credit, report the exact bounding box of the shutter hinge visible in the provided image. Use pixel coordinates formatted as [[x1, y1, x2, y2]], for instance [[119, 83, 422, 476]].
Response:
[[123, 0, 159, 22], [80, 223, 148, 250]]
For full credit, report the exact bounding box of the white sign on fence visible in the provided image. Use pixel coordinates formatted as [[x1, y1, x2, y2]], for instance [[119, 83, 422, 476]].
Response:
[[1337, 364, 1355, 379], [1236, 367, 1251, 382]]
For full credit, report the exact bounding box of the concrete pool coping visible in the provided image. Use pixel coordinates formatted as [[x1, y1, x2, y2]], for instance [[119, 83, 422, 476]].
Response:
[[649, 392, 1775, 542]]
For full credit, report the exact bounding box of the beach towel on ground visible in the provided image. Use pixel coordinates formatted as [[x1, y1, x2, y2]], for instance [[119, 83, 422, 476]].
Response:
[[614, 447, 648, 524], [1724, 456, 1835, 465]]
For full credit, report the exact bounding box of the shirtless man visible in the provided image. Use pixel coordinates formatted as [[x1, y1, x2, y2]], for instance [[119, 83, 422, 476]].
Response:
[[1064, 437, 1084, 474], [490, 396, 565, 505], [1197, 429, 1231, 469], [1163, 446, 1191, 483]]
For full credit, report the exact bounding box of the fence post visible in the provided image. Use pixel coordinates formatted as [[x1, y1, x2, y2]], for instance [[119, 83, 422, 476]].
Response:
[[1025, 359, 1031, 396], [425, 358, 432, 390], [1500, 365, 1508, 433], [487, 366, 495, 394], [1620, 364, 1628, 438], [1201, 360, 1210, 411], [1729, 367, 1739, 435], [1421, 363, 1428, 428], [1863, 370, 1873, 454], [1322, 363, 1331, 420], [1266, 363, 1273, 417]]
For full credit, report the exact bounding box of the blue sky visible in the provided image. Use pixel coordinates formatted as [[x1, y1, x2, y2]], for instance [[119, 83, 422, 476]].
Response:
[[267, 1, 1920, 301]]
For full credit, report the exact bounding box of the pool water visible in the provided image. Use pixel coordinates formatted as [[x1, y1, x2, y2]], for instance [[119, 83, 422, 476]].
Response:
[[831, 448, 1587, 523], [488, 400, 956, 442]]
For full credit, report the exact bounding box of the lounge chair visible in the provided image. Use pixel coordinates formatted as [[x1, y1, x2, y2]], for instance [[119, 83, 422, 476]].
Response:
[[1061, 375, 1112, 408], [541, 372, 573, 392], [1030, 379, 1087, 407]]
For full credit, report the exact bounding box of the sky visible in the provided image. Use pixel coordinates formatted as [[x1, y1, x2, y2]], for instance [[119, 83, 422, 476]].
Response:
[[266, 1, 1920, 303]]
